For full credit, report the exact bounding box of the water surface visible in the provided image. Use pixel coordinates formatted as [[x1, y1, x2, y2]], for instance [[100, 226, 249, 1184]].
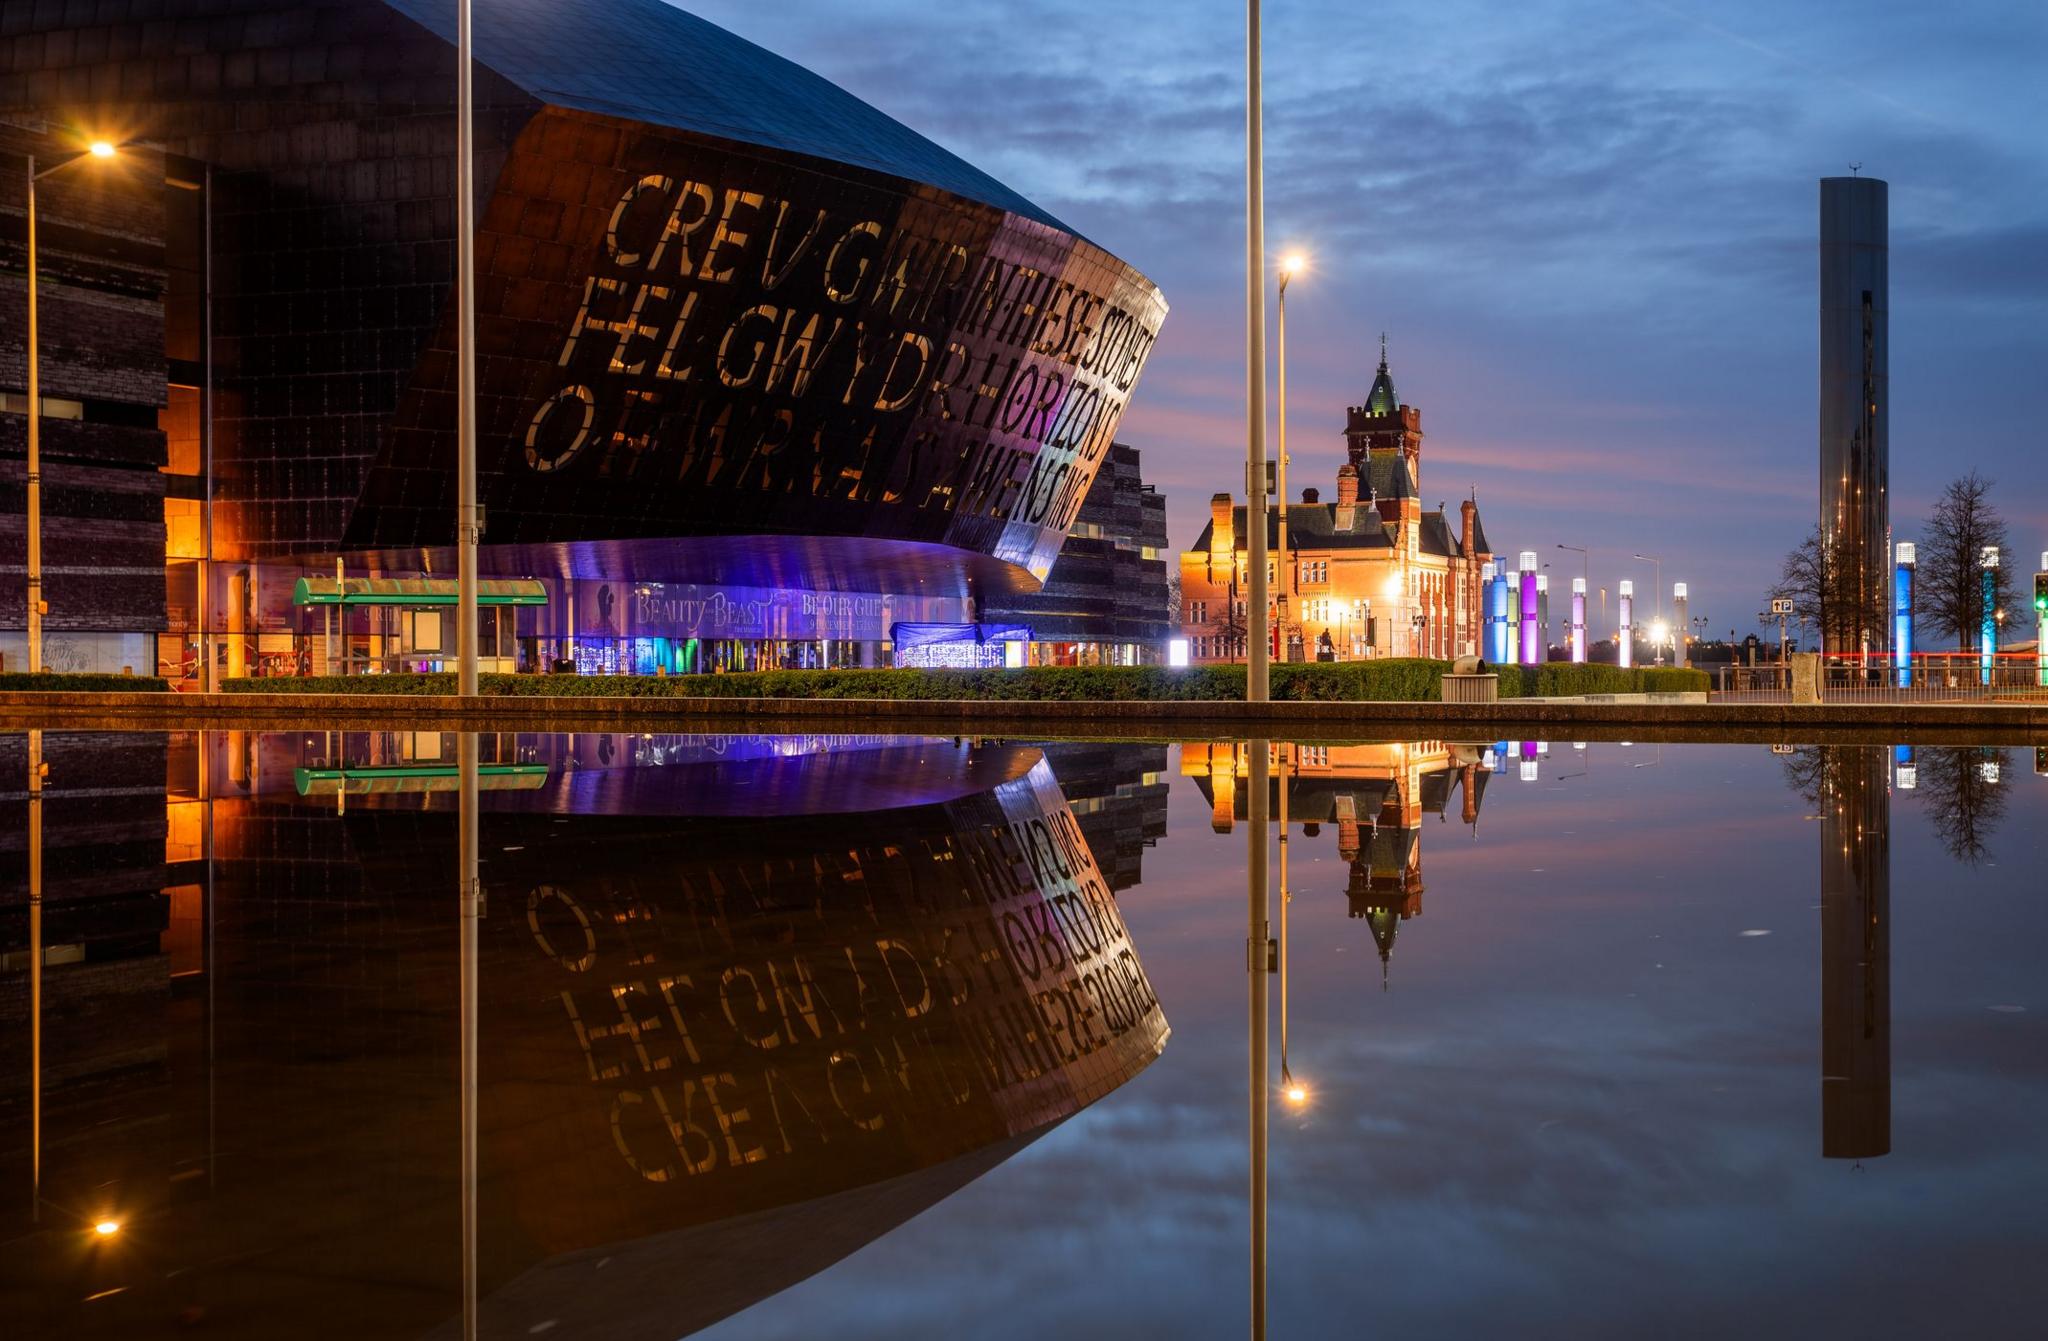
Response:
[[2, 732, 2042, 1338]]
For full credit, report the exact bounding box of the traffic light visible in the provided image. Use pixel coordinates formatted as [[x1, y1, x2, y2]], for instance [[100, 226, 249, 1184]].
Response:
[[2035, 573, 2048, 614]]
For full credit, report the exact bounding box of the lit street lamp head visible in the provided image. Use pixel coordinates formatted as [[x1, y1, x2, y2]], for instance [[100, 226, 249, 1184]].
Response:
[[1279, 251, 1307, 278], [89, 139, 117, 157]]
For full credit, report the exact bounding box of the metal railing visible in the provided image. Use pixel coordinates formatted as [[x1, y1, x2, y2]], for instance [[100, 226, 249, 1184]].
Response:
[[1714, 654, 2048, 704]]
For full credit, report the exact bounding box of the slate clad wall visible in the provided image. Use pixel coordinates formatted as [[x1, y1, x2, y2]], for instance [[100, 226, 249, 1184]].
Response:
[[2, 1, 1167, 596], [984, 443, 1173, 646], [0, 122, 168, 638]]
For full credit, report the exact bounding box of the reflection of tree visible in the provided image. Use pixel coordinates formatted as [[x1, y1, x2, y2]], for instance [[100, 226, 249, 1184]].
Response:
[[1914, 747, 2011, 866], [1782, 745, 2013, 866], [1776, 745, 1841, 809]]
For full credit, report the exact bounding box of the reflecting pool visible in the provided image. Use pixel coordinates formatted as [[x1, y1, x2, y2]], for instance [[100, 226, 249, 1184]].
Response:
[[2, 732, 2043, 1338]]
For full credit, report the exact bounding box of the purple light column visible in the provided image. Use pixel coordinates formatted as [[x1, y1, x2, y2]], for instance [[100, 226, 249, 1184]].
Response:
[[1519, 551, 1539, 665], [1570, 577, 1587, 663]]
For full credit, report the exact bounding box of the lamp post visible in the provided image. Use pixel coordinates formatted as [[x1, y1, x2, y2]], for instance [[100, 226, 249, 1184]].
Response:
[[1633, 553, 1663, 623], [1274, 252, 1306, 664], [1556, 542, 1589, 591], [456, 0, 480, 696], [1243, 0, 1270, 704], [19, 139, 121, 674]]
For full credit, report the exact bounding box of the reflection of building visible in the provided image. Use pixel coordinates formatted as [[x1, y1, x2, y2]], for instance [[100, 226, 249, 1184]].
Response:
[[0, 732, 1168, 1337], [1821, 746, 1890, 1160], [1179, 347, 1493, 662], [2, 0, 1165, 679], [983, 444, 1174, 665], [1183, 740, 1487, 984]]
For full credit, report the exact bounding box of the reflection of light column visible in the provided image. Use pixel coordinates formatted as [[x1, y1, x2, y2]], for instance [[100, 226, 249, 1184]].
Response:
[[459, 730, 480, 1339], [1673, 584, 1690, 668], [1894, 745, 1916, 790], [1618, 580, 1634, 669], [1570, 578, 1587, 663], [1246, 736, 1270, 1341], [1979, 547, 1999, 686], [1894, 543, 1916, 687], [1519, 552, 1539, 665], [1821, 747, 1890, 1160]]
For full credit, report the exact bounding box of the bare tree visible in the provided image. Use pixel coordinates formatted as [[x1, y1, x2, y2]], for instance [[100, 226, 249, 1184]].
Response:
[[1768, 526, 1880, 652], [1918, 472, 2014, 650]]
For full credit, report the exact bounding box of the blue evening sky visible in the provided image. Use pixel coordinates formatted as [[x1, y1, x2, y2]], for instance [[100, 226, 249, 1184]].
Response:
[[687, 0, 2046, 627]]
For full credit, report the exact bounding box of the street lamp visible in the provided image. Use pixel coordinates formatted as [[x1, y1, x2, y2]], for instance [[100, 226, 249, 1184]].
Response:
[[456, 0, 481, 696], [1632, 553, 1663, 622], [19, 137, 127, 674], [1244, 0, 1270, 705], [1274, 251, 1307, 664]]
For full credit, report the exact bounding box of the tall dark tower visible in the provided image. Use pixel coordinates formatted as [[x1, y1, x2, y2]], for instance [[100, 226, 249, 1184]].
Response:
[[1819, 176, 1890, 656], [1820, 747, 1891, 1160]]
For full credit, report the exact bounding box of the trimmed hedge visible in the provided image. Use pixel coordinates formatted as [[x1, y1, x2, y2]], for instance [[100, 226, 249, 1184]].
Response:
[[220, 659, 1708, 701], [1492, 664, 1709, 698], [1, 671, 169, 693]]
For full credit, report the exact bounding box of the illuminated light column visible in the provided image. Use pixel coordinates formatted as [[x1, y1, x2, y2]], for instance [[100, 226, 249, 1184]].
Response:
[[1672, 583, 1689, 668], [1979, 546, 1999, 686], [1486, 563, 1511, 664], [1518, 552, 1539, 665], [1570, 578, 1587, 663], [2035, 553, 2047, 688], [1536, 575, 1551, 657], [1618, 580, 1634, 669], [1894, 542, 1915, 686]]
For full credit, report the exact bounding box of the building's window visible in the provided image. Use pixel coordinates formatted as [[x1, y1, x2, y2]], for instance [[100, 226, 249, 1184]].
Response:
[[1189, 600, 1208, 624], [165, 498, 204, 559], [0, 392, 84, 419], [161, 385, 202, 475]]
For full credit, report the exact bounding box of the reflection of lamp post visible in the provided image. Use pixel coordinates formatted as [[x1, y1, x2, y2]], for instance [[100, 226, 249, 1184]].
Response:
[[1274, 253, 1306, 664], [22, 139, 124, 673], [458, 730, 480, 1337], [1245, 736, 1271, 1341], [28, 729, 44, 1220], [1278, 742, 1305, 1106]]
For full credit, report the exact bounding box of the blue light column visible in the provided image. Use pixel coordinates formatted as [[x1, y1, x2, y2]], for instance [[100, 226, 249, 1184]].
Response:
[[1893, 542, 1914, 687], [1487, 564, 1512, 664], [1979, 546, 1999, 686]]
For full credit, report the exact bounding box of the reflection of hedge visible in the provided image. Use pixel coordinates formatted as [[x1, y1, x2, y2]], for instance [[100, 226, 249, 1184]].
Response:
[[219, 660, 1709, 701], [1, 672, 169, 692]]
